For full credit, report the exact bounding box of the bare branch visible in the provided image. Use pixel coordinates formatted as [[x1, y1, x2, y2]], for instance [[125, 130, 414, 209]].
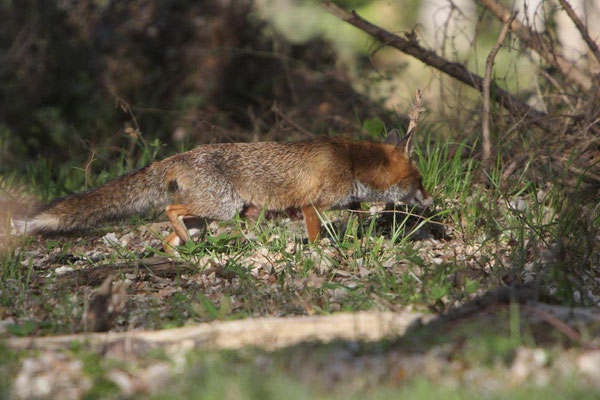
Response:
[[558, 0, 600, 65], [479, 0, 592, 91], [318, 1, 556, 133], [7, 311, 428, 352], [482, 11, 518, 162]]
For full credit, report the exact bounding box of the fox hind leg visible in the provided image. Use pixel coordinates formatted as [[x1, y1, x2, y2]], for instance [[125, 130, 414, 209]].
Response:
[[164, 231, 182, 252], [164, 204, 217, 253], [164, 204, 198, 253], [166, 204, 192, 242], [164, 216, 209, 249]]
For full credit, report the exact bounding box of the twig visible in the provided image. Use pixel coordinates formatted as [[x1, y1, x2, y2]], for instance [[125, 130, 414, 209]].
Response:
[[318, 1, 555, 133], [31, 256, 197, 287], [107, 85, 142, 135], [479, 0, 592, 91], [501, 153, 528, 180], [568, 164, 600, 183], [406, 89, 425, 136], [522, 304, 581, 343], [401, 89, 426, 153], [539, 70, 576, 112], [482, 11, 517, 162], [557, 0, 600, 65], [271, 102, 314, 137], [83, 147, 97, 189]]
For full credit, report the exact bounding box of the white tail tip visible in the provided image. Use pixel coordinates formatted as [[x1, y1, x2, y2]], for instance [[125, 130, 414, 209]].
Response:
[[11, 218, 40, 235]]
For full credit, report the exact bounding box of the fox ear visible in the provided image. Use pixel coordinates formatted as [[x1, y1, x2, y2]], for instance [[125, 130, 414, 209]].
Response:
[[383, 129, 402, 146], [384, 128, 414, 156]]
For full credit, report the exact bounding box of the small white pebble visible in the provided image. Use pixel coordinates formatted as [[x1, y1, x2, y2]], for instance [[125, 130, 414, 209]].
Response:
[[102, 232, 121, 246], [54, 266, 74, 275]]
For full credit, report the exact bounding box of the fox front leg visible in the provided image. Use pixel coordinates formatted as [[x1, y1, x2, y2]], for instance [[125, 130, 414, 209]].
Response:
[[301, 205, 323, 242]]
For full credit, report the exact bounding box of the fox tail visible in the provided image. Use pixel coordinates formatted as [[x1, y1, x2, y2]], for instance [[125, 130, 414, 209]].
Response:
[[12, 163, 169, 234]]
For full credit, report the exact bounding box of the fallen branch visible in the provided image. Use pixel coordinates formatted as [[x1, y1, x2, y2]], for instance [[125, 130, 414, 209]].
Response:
[[8, 298, 600, 353], [6, 310, 429, 353], [318, 1, 555, 133], [34, 256, 197, 287], [479, 0, 592, 91], [482, 11, 518, 162]]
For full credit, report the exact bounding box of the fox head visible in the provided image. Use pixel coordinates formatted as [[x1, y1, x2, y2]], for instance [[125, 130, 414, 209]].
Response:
[[383, 128, 433, 208], [349, 129, 433, 209]]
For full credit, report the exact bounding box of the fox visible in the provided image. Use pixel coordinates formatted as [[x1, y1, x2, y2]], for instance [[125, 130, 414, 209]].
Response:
[[13, 129, 433, 249]]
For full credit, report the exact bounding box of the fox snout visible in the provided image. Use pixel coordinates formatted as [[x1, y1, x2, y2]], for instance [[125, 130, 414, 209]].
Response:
[[413, 186, 433, 208], [401, 181, 433, 209]]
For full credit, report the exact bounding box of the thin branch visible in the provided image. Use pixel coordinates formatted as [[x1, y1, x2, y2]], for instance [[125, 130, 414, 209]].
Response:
[[482, 11, 518, 162], [83, 147, 97, 189], [318, 1, 556, 133], [522, 304, 582, 343], [479, 0, 592, 91], [31, 256, 197, 287], [539, 70, 576, 112], [404, 89, 425, 153], [271, 102, 314, 137], [406, 89, 425, 136], [557, 0, 600, 66]]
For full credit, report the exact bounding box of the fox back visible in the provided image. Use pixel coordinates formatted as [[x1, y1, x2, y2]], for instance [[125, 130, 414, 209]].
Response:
[[160, 135, 431, 217]]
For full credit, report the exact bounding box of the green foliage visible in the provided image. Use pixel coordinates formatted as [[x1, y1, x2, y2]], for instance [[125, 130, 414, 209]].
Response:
[[362, 116, 385, 139]]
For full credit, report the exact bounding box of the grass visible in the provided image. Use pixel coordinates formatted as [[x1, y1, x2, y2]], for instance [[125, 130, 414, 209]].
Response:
[[0, 129, 599, 397]]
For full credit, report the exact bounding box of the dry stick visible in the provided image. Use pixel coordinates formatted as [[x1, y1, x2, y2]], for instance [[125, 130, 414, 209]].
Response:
[[32, 256, 197, 287], [406, 89, 425, 136], [482, 12, 518, 162], [558, 0, 600, 65], [402, 89, 425, 154], [271, 103, 314, 137], [83, 147, 97, 188], [318, 1, 555, 133], [522, 304, 582, 344], [7, 310, 429, 352], [479, 0, 592, 92], [540, 70, 576, 113]]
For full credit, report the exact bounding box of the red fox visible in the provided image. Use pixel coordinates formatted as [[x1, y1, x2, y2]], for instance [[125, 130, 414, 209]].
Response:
[[13, 130, 432, 248]]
